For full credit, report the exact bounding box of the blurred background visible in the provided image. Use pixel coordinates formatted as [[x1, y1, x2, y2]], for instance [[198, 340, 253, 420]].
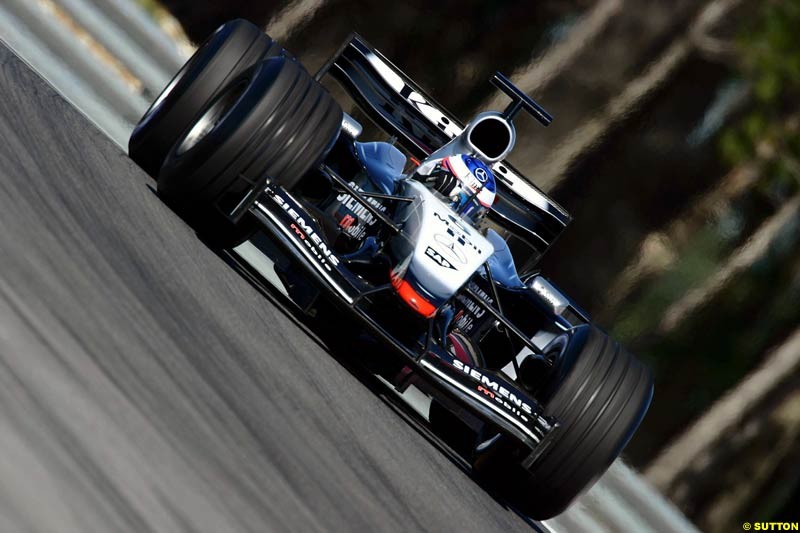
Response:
[[153, 1, 798, 529], [5, 0, 799, 530]]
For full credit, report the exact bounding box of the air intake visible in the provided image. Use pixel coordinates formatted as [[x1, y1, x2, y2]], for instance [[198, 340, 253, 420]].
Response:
[[465, 113, 515, 162]]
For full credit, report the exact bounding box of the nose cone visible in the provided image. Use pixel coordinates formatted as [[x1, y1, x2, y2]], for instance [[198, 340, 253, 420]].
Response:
[[389, 181, 494, 316]]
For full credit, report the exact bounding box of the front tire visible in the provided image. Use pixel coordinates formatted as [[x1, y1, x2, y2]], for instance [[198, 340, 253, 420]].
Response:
[[128, 19, 282, 177], [528, 326, 652, 517], [157, 55, 341, 222], [483, 325, 653, 519]]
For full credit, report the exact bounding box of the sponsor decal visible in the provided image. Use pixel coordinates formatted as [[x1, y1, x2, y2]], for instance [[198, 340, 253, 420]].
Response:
[[454, 281, 491, 331], [451, 309, 474, 334], [366, 51, 462, 139], [340, 117, 361, 138], [452, 359, 533, 422], [425, 246, 456, 271], [474, 167, 488, 183], [433, 210, 461, 228], [335, 183, 387, 240], [339, 214, 356, 230], [432, 212, 482, 254], [433, 233, 468, 264], [530, 277, 569, 313], [270, 192, 340, 271]]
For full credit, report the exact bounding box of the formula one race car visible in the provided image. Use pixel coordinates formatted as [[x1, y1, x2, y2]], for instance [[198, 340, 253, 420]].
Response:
[[129, 20, 653, 520]]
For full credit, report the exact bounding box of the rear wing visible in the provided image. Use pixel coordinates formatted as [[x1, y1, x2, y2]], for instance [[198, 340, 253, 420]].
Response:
[[315, 34, 571, 264]]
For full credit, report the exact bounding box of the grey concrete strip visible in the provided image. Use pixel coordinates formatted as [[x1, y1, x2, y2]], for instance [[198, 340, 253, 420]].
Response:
[[53, 0, 172, 95], [3, 0, 149, 124], [581, 482, 656, 532], [232, 241, 290, 298], [546, 503, 610, 533], [0, 5, 131, 146], [89, 0, 187, 72], [603, 460, 700, 532], [0, 41, 531, 532]]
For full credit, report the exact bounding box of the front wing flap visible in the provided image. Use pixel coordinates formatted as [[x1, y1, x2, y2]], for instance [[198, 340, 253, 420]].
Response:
[[420, 350, 556, 453]]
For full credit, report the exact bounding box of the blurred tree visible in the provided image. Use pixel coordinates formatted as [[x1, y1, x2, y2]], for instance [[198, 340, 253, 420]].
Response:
[[720, 0, 800, 192], [532, 0, 749, 308], [155, 0, 283, 42], [635, 1, 800, 529], [153, 0, 591, 118]]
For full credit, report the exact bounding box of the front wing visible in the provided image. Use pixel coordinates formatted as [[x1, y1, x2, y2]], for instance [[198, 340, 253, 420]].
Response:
[[248, 184, 557, 456]]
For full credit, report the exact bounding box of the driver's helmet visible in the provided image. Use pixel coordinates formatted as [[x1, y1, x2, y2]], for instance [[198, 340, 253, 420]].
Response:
[[427, 154, 497, 222]]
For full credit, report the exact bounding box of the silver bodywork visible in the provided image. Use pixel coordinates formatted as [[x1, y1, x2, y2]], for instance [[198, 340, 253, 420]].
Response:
[[390, 180, 494, 304]]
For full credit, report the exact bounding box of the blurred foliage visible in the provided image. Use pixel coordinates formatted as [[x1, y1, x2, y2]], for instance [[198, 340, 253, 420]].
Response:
[[720, 0, 800, 195], [626, 226, 800, 459], [618, 0, 800, 480], [135, 0, 161, 18]]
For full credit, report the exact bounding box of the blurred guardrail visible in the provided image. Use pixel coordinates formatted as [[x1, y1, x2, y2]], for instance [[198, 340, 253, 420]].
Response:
[[0, 1, 700, 531], [0, 0, 186, 146]]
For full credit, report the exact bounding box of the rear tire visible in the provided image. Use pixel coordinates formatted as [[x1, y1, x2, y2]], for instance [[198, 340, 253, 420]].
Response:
[[128, 19, 282, 177], [157, 56, 342, 210], [486, 325, 653, 519]]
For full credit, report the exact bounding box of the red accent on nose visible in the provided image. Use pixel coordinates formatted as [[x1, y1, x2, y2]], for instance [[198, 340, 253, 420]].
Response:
[[390, 273, 437, 318]]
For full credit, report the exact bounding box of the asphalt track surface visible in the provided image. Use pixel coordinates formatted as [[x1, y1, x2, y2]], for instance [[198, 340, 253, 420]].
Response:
[[0, 43, 537, 532]]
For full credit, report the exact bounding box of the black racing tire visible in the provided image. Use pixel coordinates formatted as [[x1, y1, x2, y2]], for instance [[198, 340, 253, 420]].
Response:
[[157, 55, 342, 210], [129, 19, 282, 177], [510, 325, 653, 519]]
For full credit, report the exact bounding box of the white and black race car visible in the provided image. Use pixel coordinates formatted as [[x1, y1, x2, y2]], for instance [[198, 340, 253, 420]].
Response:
[[129, 20, 653, 520]]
